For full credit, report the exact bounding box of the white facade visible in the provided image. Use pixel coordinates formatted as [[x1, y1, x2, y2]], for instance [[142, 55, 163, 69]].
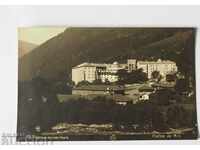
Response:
[[136, 59, 178, 79], [127, 59, 137, 72], [72, 63, 99, 84], [100, 62, 127, 82], [72, 59, 178, 85], [72, 62, 126, 85]]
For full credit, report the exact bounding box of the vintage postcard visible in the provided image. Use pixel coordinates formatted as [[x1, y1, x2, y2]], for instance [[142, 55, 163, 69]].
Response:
[[17, 27, 198, 141]]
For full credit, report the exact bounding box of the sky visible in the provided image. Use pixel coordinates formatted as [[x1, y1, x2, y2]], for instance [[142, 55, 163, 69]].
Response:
[[18, 27, 66, 45]]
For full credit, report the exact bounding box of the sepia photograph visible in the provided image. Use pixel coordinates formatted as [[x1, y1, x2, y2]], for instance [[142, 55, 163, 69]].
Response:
[[17, 27, 198, 141]]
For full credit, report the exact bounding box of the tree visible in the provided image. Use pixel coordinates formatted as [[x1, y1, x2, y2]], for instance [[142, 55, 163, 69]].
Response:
[[152, 107, 168, 131], [92, 79, 103, 85], [77, 80, 91, 87], [151, 71, 160, 79], [104, 79, 111, 85], [166, 73, 176, 82], [177, 29, 195, 89], [51, 80, 72, 94], [175, 79, 190, 93], [116, 69, 128, 84], [150, 89, 175, 105], [17, 76, 61, 138], [134, 69, 148, 83], [151, 71, 159, 79], [166, 105, 191, 128], [116, 68, 148, 84]]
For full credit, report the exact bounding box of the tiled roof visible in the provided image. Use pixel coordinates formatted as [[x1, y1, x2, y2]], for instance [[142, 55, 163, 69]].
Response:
[[73, 62, 108, 69], [137, 60, 176, 64], [73, 62, 127, 69]]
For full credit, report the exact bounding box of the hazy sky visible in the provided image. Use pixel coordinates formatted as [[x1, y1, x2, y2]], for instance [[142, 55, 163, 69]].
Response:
[[18, 27, 66, 45]]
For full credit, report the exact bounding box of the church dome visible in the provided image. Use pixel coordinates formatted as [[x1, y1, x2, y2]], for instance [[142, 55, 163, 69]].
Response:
[[157, 59, 162, 62]]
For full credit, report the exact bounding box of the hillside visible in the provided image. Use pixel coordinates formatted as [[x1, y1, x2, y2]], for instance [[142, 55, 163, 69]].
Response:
[[18, 28, 195, 81], [18, 40, 37, 58]]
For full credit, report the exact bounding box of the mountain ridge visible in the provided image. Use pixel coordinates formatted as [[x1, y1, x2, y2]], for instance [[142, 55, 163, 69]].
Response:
[[18, 40, 38, 58], [19, 28, 195, 81]]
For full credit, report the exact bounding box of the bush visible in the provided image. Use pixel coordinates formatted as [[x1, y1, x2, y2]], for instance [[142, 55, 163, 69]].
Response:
[[166, 105, 196, 128], [151, 71, 160, 79], [117, 68, 148, 84], [18, 80, 197, 138], [77, 80, 91, 87], [150, 89, 175, 105], [166, 73, 176, 82], [175, 79, 190, 93], [92, 79, 103, 85], [152, 107, 168, 131], [17, 77, 61, 138]]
